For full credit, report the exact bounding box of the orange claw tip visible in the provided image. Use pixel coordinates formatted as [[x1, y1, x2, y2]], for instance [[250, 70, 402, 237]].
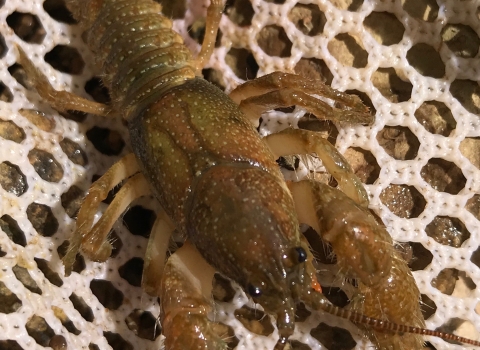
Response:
[[311, 280, 322, 293]]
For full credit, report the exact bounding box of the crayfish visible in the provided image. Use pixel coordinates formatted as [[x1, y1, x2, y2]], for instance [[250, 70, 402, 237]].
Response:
[[14, 0, 480, 348]]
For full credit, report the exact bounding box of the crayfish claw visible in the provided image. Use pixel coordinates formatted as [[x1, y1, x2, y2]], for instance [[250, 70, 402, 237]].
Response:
[[160, 241, 228, 350]]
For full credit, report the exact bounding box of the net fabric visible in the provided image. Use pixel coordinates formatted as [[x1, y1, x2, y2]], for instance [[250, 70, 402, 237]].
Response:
[[0, 0, 479, 349]]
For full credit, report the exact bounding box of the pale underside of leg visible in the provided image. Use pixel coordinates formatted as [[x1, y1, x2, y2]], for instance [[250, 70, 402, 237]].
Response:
[[264, 128, 369, 207], [229, 72, 373, 127], [160, 241, 228, 350], [16, 44, 111, 116], [63, 153, 140, 275], [142, 208, 176, 296]]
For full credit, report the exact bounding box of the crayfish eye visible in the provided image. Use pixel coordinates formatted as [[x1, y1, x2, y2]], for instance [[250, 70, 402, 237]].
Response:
[[295, 247, 307, 263], [247, 284, 262, 297]]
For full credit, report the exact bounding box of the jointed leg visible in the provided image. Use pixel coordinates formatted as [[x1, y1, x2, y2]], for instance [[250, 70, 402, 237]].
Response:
[[63, 153, 140, 275], [16, 45, 111, 116], [229, 71, 371, 204], [265, 128, 368, 207], [230, 72, 373, 126], [80, 172, 150, 260]]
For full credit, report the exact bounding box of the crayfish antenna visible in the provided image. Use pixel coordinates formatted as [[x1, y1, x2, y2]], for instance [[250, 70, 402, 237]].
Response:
[[307, 291, 480, 347]]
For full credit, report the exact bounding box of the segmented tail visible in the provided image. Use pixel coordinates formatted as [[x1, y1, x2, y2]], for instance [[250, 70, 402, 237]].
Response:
[[65, 0, 196, 118]]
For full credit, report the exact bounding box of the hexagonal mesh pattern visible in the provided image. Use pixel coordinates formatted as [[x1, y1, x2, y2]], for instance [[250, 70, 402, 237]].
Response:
[[0, 0, 479, 349]]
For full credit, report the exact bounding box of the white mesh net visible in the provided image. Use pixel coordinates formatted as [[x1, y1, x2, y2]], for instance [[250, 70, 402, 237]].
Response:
[[0, 0, 479, 349]]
